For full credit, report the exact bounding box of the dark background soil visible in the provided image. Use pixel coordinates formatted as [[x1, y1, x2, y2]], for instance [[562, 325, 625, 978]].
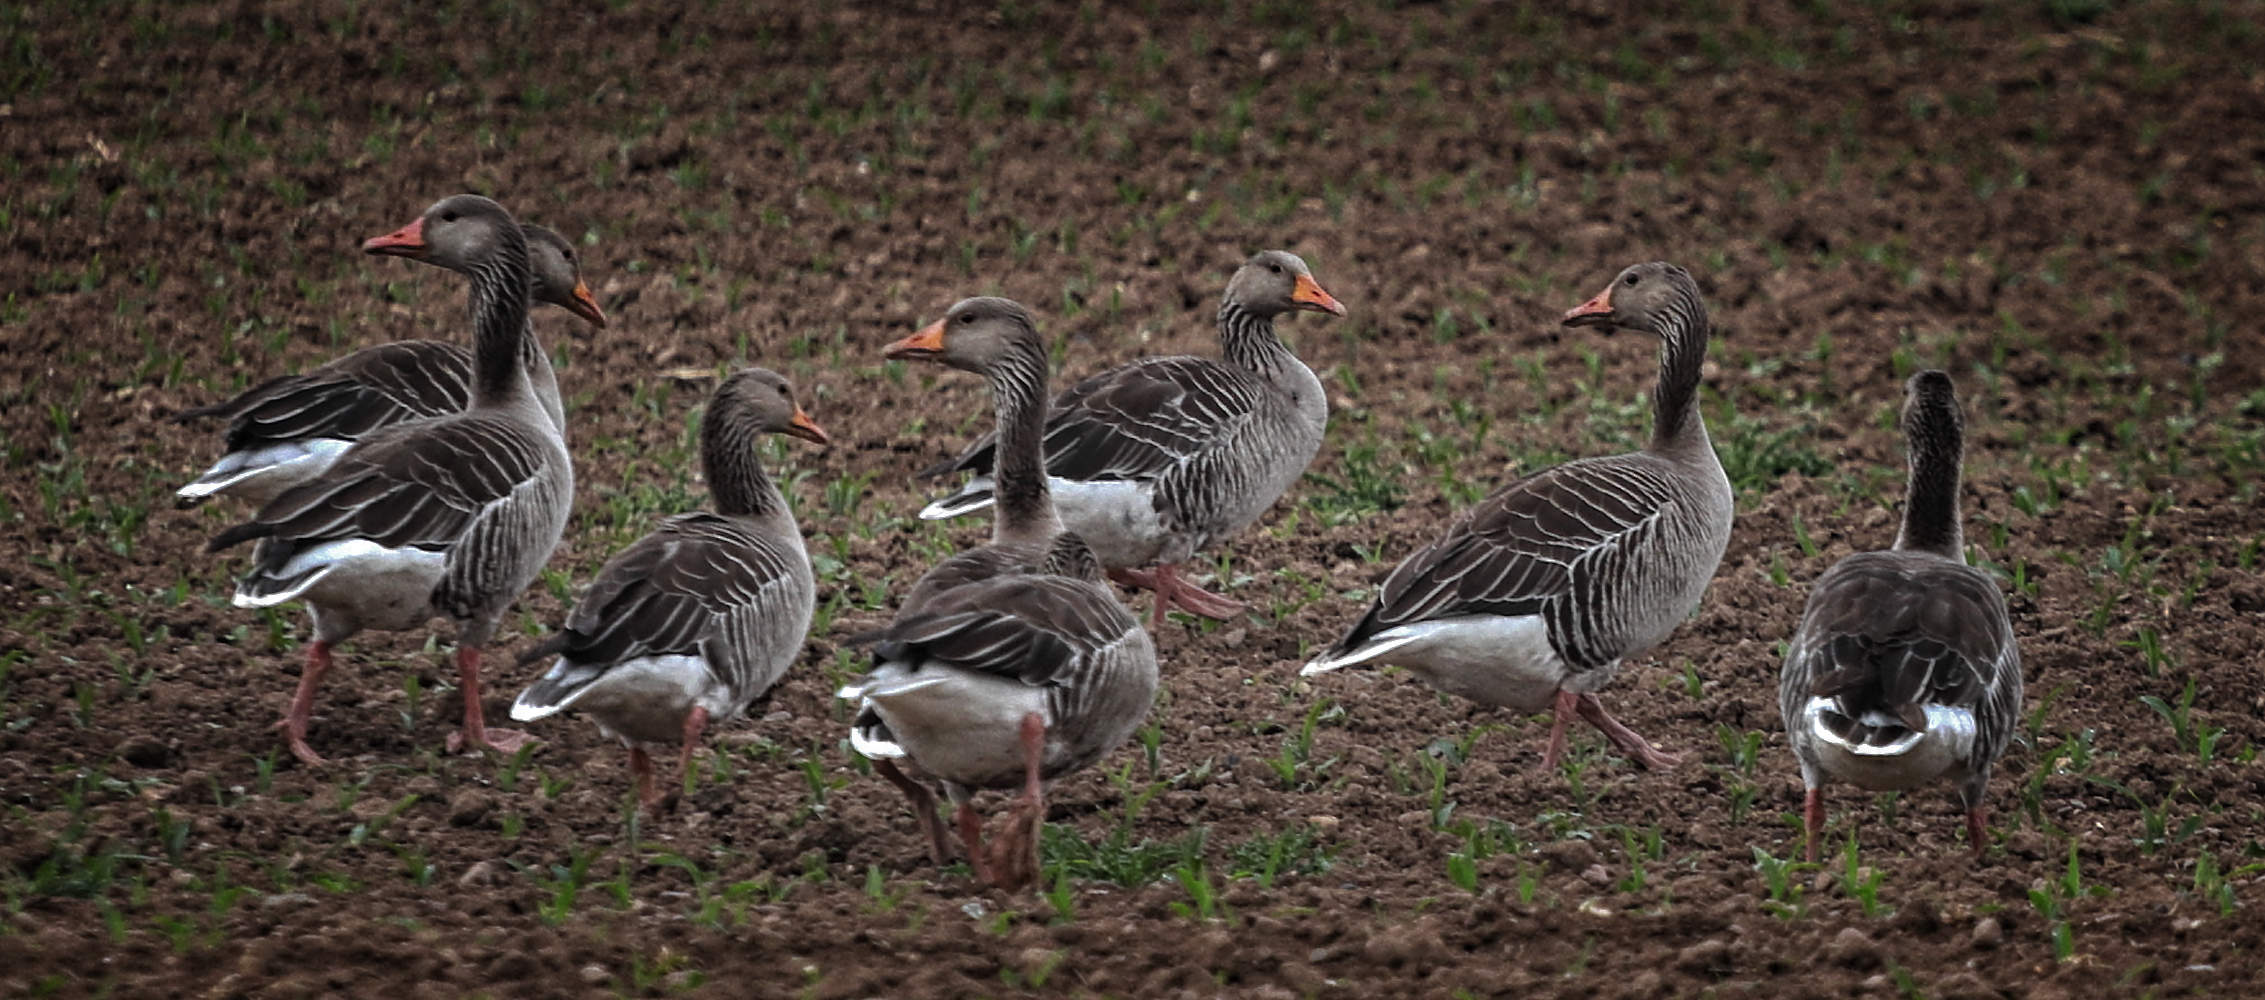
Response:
[[5, 1, 2265, 997]]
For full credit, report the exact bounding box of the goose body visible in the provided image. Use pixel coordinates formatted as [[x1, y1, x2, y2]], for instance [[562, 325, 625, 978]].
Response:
[[511, 368, 827, 809], [845, 297, 1158, 890], [1305, 262, 1731, 774], [208, 194, 575, 765], [1780, 370, 2020, 860], [173, 226, 604, 509], [917, 251, 1344, 623]]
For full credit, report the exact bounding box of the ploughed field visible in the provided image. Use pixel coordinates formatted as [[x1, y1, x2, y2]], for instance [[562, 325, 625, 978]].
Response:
[[6, 1, 2265, 996]]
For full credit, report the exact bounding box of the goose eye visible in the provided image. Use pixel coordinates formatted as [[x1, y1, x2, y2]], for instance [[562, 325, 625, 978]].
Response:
[[1624, 273, 1641, 287], [1267, 263, 1282, 274]]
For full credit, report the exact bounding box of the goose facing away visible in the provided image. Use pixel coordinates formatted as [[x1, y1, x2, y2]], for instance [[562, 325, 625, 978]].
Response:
[[1780, 370, 2020, 861], [914, 251, 1345, 626], [172, 225, 605, 509], [207, 194, 575, 766], [511, 368, 828, 812], [1303, 262, 1732, 775], [842, 298, 1159, 891]]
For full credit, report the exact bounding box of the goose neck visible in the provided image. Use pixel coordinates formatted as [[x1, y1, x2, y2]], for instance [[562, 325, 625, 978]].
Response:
[[987, 346, 1062, 543], [703, 410, 788, 522], [1218, 299, 1298, 378], [1648, 305, 1710, 454], [469, 231, 536, 408], [1894, 431, 1965, 559]]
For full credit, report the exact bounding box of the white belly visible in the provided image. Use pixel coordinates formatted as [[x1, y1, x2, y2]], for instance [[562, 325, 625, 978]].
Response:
[[1050, 478, 1169, 567], [538, 655, 723, 747], [1302, 614, 1568, 712], [843, 665, 1051, 789], [179, 439, 354, 508], [237, 539, 446, 634]]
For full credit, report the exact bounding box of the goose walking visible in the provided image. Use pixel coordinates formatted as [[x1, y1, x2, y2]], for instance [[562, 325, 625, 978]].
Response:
[[173, 225, 605, 509], [1303, 262, 1732, 774], [914, 251, 1345, 625], [207, 195, 576, 765], [511, 368, 828, 812], [1780, 370, 2020, 861], [842, 298, 1158, 891]]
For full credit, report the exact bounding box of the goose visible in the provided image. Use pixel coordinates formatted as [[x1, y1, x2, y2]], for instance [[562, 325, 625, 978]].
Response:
[[172, 224, 605, 509], [1303, 262, 1732, 774], [510, 368, 828, 812], [1780, 370, 2020, 861], [841, 298, 1159, 891], [913, 251, 1345, 625], [206, 194, 576, 765]]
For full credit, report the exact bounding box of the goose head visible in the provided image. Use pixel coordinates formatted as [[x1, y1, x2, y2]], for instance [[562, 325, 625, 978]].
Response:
[[1562, 261, 1702, 337], [883, 296, 1046, 376], [713, 367, 830, 446], [1228, 250, 1346, 317], [524, 225, 609, 329], [361, 194, 522, 272], [1901, 369, 1963, 459]]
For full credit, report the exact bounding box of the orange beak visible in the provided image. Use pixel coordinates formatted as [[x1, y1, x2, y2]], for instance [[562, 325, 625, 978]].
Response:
[[362, 216, 427, 259], [566, 280, 609, 329], [1292, 274, 1348, 316], [1563, 284, 1616, 328], [884, 318, 949, 360], [785, 407, 830, 446]]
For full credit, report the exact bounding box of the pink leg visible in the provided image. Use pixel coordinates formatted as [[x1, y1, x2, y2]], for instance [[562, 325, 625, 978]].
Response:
[[677, 706, 710, 798], [275, 641, 336, 767], [444, 646, 535, 756], [1573, 692, 1683, 770], [1110, 563, 1244, 626], [955, 801, 996, 886], [628, 746, 659, 813], [1538, 689, 1579, 771], [875, 759, 951, 866], [1966, 806, 1988, 858], [1804, 788, 1825, 864], [982, 712, 1048, 892]]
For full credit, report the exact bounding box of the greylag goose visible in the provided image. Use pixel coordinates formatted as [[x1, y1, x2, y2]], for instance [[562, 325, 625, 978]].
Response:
[[914, 251, 1345, 625], [206, 194, 576, 765], [841, 297, 1159, 891], [1303, 262, 1732, 774], [510, 367, 827, 812], [1780, 370, 2020, 861], [172, 225, 604, 508]]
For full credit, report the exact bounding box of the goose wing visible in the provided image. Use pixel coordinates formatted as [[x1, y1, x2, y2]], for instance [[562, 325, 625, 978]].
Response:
[[1791, 552, 2017, 727], [1325, 457, 1684, 670], [177, 341, 473, 450], [521, 513, 805, 670], [922, 356, 1261, 484]]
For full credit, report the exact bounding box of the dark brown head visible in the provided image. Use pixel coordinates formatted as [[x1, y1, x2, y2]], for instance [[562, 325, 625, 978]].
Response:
[[883, 296, 1046, 377], [1226, 250, 1347, 317], [524, 225, 608, 329], [713, 367, 829, 446], [1562, 261, 1704, 337]]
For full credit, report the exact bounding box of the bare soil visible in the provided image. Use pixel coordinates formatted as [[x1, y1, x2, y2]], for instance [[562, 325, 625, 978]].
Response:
[[5, 1, 2265, 997]]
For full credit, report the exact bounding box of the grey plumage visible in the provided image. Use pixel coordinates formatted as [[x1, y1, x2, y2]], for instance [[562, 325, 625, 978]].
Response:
[[1304, 262, 1732, 775], [1780, 370, 2021, 860], [207, 194, 576, 765], [916, 251, 1345, 623], [510, 369, 825, 808], [844, 297, 1158, 890], [172, 225, 605, 509]]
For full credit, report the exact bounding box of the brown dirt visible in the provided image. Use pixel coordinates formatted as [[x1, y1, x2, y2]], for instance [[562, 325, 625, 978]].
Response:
[[6, 1, 2265, 997]]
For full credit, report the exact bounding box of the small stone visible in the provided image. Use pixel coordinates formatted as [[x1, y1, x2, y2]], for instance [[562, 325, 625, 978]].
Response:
[[1580, 864, 1613, 887], [578, 964, 610, 985], [458, 860, 502, 888], [118, 736, 174, 768], [1828, 926, 1882, 969], [448, 789, 494, 828], [1970, 916, 2003, 949], [1676, 939, 1730, 974]]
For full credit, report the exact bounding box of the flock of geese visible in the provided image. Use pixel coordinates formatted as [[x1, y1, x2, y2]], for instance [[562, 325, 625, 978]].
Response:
[[173, 193, 2023, 889]]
